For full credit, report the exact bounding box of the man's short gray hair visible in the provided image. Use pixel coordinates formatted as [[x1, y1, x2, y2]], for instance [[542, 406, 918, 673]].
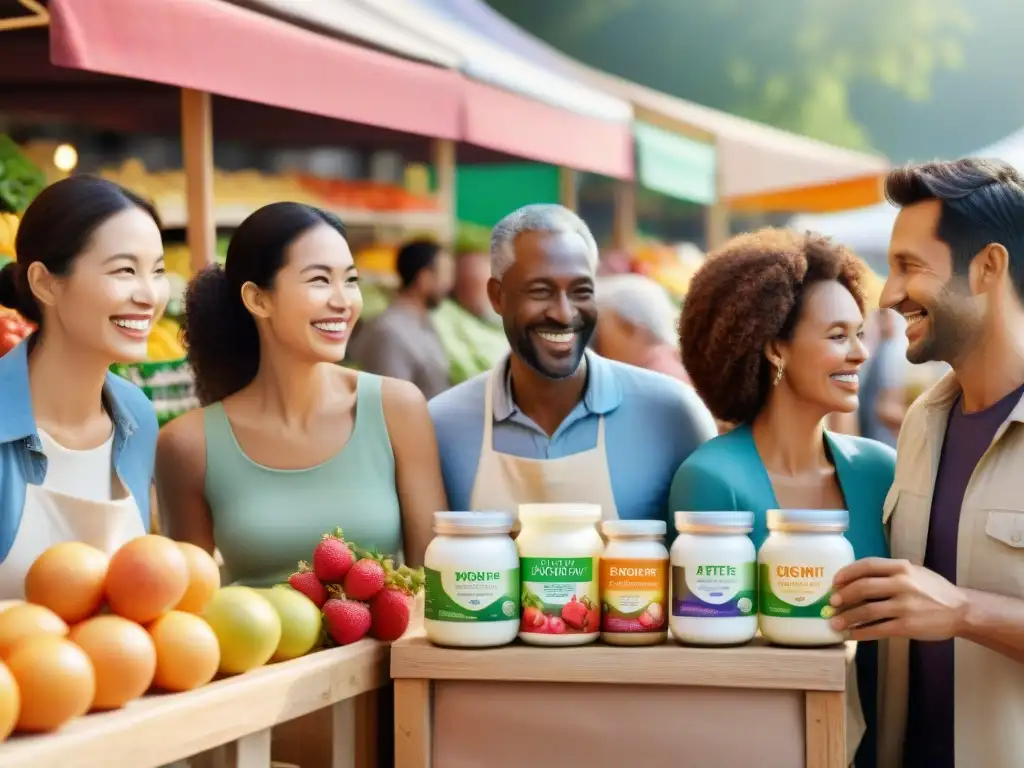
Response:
[[596, 274, 680, 346], [490, 204, 599, 279]]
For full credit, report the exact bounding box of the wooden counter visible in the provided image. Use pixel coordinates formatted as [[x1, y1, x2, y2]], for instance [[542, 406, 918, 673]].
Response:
[[392, 633, 850, 768], [0, 639, 388, 768]]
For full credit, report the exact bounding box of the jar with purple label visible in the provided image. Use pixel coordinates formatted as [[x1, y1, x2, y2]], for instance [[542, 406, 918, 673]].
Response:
[[670, 511, 758, 646]]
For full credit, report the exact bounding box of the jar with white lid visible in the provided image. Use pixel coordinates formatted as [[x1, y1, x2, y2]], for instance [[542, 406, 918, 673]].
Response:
[[423, 511, 520, 648], [516, 503, 604, 646], [599, 519, 669, 646], [758, 509, 854, 647], [670, 511, 758, 646]]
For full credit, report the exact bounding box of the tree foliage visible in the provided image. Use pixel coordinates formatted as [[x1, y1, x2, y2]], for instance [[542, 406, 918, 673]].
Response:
[[486, 0, 976, 151]]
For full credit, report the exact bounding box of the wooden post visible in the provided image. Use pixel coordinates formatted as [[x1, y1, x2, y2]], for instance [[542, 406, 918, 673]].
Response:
[[805, 691, 845, 768], [558, 167, 578, 212], [180, 88, 216, 274], [611, 179, 637, 250], [394, 679, 431, 768], [704, 136, 729, 252], [431, 138, 455, 245]]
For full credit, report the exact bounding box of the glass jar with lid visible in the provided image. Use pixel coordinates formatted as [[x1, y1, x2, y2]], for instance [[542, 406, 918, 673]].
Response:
[[423, 511, 520, 648], [670, 511, 758, 646], [757, 509, 854, 647], [516, 504, 604, 646]]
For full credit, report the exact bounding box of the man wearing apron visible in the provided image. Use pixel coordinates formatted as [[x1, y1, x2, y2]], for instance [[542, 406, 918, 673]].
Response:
[[429, 203, 717, 527]]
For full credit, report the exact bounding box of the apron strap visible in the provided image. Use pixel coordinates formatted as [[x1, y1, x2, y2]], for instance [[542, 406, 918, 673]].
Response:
[[481, 367, 497, 454]]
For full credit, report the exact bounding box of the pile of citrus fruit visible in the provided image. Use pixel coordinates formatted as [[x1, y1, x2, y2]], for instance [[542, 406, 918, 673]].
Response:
[[0, 534, 332, 743]]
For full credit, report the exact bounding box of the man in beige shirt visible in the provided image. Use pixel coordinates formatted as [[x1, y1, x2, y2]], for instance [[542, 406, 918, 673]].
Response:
[[828, 158, 1024, 768]]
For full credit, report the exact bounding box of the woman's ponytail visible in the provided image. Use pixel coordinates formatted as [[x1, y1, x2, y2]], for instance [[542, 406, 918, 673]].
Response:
[[182, 265, 260, 405], [0, 262, 40, 324]]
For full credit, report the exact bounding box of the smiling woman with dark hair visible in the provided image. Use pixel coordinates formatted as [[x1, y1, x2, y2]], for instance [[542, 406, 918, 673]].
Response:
[[669, 227, 895, 768], [155, 202, 447, 584], [0, 175, 167, 596]]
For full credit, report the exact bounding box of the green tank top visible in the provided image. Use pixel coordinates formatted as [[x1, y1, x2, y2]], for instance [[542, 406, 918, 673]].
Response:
[[203, 372, 402, 587]]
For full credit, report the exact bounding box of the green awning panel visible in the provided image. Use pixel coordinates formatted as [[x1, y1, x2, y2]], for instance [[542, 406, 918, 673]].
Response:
[[634, 121, 717, 205], [455, 164, 560, 228]]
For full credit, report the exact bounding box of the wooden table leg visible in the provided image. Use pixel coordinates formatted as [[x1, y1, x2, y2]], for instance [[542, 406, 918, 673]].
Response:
[[394, 679, 431, 768], [191, 729, 272, 768], [805, 691, 845, 768], [353, 690, 379, 768], [331, 698, 356, 768]]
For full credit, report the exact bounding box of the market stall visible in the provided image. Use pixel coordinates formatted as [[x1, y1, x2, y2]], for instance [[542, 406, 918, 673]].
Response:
[[392, 632, 849, 768], [422, 0, 890, 249], [0, 639, 387, 768]]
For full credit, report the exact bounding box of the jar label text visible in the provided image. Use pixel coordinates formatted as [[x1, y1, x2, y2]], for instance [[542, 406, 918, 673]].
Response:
[[758, 563, 838, 619], [600, 557, 668, 633], [671, 562, 756, 618], [424, 567, 520, 623], [520, 557, 600, 636]]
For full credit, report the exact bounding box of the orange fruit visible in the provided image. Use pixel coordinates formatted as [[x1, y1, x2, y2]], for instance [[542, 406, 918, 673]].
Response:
[[8, 636, 94, 733], [174, 542, 221, 614], [68, 616, 156, 710], [25, 541, 109, 624], [0, 603, 68, 659], [0, 661, 20, 742], [104, 535, 189, 624], [148, 611, 220, 692]]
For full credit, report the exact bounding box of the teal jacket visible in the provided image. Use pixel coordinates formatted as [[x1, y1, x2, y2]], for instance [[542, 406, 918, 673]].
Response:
[[668, 423, 894, 559]]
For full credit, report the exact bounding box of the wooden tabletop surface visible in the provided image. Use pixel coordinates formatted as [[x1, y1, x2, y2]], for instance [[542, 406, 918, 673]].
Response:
[[391, 633, 851, 692]]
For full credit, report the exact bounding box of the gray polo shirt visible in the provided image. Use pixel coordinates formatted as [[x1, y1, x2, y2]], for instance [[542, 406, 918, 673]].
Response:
[[350, 303, 451, 400]]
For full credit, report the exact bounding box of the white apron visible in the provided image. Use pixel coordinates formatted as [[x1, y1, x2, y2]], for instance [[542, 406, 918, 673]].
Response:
[[0, 482, 145, 599], [468, 368, 619, 523]]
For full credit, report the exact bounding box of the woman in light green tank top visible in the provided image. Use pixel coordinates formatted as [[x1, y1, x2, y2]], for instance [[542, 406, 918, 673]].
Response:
[[154, 203, 448, 587]]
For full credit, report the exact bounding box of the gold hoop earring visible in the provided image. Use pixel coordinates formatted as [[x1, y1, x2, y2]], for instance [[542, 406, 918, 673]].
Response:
[[773, 364, 784, 387]]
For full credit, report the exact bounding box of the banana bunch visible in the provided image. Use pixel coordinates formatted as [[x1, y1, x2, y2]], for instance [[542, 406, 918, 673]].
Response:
[[0, 213, 19, 260], [147, 317, 186, 362]]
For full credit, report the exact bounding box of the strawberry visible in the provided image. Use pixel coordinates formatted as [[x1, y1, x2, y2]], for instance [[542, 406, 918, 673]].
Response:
[[560, 595, 588, 631], [288, 565, 328, 608], [368, 564, 426, 641], [369, 588, 411, 641], [313, 528, 355, 582], [343, 547, 394, 601], [322, 596, 372, 646]]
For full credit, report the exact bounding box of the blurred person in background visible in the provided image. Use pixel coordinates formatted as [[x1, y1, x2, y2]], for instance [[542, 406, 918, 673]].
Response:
[[857, 308, 909, 447], [432, 248, 509, 386], [594, 273, 691, 385], [348, 238, 453, 399]]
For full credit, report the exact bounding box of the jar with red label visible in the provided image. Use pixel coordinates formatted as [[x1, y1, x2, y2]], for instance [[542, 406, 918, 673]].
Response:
[[599, 520, 669, 646]]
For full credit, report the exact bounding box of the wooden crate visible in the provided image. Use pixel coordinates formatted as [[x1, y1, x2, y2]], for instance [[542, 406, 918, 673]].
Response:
[[0, 639, 388, 768], [392, 633, 849, 768]]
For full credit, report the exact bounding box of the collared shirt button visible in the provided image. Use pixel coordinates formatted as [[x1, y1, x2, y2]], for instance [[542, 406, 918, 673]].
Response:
[[1012, 533, 1021, 544]]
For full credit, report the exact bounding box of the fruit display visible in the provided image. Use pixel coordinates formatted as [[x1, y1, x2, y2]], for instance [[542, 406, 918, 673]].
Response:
[[0, 537, 228, 740], [202, 586, 281, 675], [0, 308, 34, 358], [285, 528, 425, 647], [0, 212, 19, 261], [147, 317, 186, 362]]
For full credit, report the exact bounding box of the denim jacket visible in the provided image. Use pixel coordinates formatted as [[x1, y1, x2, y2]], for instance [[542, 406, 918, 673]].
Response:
[[0, 339, 157, 560]]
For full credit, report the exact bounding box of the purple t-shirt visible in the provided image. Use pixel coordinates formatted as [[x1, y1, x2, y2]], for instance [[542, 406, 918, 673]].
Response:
[[903, 383, 1024, 768]]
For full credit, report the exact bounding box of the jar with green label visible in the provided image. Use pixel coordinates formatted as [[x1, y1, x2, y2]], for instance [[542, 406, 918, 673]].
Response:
[[516, 503, 604, 647], [423, 511, 520, 648], [758, 509, 854, 647]]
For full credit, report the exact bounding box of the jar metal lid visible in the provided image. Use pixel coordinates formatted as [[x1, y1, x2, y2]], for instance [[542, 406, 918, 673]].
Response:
[[518, 503, 602, 524], [602, 519, 667, 538], [433, 511, 514, 535], [766, 509, 849, 533], [675, 511, 754, 534]]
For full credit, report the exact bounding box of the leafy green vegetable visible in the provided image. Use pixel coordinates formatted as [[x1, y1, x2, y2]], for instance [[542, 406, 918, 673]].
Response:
[[0, 136, 45, 213]]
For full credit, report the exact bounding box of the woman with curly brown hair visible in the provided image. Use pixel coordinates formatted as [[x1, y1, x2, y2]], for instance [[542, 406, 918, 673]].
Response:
[[669, 228, 894, 768]]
